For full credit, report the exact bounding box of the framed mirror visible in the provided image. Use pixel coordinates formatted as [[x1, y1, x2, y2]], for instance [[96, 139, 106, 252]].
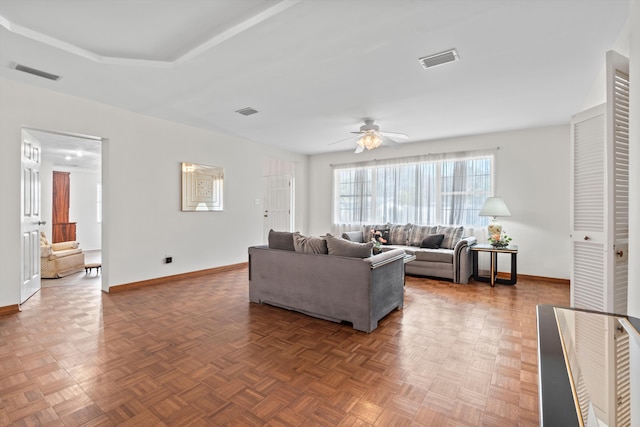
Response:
[[181, 162, 224, 211]]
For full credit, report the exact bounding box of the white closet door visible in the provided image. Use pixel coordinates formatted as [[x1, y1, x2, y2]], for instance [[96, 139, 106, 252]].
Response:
[[570, 104, 607, 311], [606, 51, 630, 315], [570, 51, 629, 314]]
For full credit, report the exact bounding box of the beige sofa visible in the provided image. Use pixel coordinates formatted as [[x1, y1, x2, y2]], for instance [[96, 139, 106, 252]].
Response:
[[40, 232, 85, 278]]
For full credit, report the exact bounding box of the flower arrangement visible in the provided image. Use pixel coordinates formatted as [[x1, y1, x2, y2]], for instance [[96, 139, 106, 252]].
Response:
[[371, 230, 387, 250], [488, 231, 512, 248]]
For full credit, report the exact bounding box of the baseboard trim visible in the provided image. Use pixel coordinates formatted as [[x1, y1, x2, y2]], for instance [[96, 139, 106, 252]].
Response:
[[517, 274, 569, 285], [0, 304, 20, 316], [108, 262, 248, 293]]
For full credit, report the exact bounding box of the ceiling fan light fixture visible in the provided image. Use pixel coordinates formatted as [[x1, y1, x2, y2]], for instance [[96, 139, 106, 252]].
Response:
[[358, 132, 382, 150]]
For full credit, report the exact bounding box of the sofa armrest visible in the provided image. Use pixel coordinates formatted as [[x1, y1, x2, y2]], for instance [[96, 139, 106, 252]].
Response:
[[51, 241, 79, 251], [41, 245, 52, 258], [364, 248, 405, 269], [453, 237, 477, 284], [342, 231, 364, 243]]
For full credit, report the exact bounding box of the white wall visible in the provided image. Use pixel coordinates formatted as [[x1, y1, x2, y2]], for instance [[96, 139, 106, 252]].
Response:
[[67, 169, 101, 251], [308, 125, 571, 280], [40, 160, 53, 241], [0, 77, 308, 306]]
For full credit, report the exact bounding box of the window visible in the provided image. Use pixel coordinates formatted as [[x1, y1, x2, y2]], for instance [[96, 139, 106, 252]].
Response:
[[333, 150, 493, 227]]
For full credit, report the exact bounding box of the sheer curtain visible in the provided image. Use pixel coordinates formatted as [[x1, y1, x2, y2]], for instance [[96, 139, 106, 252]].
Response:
[[332, 149, 496, 234]]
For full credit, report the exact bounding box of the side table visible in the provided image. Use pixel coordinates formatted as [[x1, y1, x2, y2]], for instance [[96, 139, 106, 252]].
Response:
[[470, 244, 518, 286]]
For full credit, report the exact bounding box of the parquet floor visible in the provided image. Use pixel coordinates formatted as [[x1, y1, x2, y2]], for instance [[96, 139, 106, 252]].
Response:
[[0, 268, 569, 426]]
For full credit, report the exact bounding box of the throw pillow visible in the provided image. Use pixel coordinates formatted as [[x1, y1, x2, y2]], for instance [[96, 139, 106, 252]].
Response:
[[409, 225, 437, 246], [268, 229, 295, 251], [420, 234, 445, 249], [293, 234, 328, 254], [436, 225, 464, 249], [388, 223, 412, 245], [325, 233, 374, 258]]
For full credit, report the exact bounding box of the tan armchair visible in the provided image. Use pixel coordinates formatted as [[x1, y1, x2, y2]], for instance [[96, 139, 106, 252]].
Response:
[[40, 232, 85, 278]]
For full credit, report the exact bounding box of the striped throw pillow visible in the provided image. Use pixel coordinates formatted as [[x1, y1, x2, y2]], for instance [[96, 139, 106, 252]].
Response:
[[436, 225, 464, 249]]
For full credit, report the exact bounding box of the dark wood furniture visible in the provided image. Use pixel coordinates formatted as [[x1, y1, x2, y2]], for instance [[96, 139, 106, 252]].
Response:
[[52, 171, 76, 243], [470, 243, 518, 286]]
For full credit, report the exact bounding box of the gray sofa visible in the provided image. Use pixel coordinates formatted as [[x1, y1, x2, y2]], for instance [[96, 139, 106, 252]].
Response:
[[343, 224, 477, 284], [248, 245, 406, 333]]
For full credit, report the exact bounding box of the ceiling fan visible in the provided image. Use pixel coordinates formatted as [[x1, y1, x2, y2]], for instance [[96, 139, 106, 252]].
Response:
[[331, 119, 409, 153]]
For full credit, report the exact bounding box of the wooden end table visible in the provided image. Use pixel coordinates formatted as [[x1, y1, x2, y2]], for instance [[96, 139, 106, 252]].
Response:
[[470, 244, 518, 286]]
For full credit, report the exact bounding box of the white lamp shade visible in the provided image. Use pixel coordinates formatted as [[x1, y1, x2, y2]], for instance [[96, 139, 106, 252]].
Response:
[[479, 197, 511, 217]]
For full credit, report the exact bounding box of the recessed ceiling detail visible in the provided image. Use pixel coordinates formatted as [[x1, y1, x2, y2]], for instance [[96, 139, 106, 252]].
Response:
[[0, 0, 300, 67], [418, 48, 459, 69]]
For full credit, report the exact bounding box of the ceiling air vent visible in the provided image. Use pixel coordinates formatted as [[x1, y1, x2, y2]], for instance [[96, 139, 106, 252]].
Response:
[[418, 49, 459, 70], [12, 63, 60, 81], [236, 107, 259, 116]]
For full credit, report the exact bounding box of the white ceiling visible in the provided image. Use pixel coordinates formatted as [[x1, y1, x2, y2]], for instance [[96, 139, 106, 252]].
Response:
[[25, 129, 101, 171], [0, 0, 630, 158]]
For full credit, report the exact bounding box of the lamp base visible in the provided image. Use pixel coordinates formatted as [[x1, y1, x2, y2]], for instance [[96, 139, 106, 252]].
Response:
[[487, 219, 502, 238]]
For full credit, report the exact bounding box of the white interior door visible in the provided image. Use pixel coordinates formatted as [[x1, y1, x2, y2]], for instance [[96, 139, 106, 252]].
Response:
[[262, 174, 293, 243], [570, 50, 629, 314], [570, 104, 607, 311], [21, 131, 43, 303]]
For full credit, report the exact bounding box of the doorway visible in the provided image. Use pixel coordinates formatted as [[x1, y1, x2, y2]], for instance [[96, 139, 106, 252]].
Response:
[[262, 159, 295, 243], [21, 128, 103, 299]]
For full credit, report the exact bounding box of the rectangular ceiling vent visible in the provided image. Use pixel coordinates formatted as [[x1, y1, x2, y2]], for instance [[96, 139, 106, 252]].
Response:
[[418, 49, 459, 70], [236, 107, 259, 116], [12, 63, 60, 81]]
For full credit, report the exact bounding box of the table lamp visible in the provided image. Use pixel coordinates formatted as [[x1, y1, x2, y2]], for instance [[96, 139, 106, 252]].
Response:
[[479, 197, 511, 237]]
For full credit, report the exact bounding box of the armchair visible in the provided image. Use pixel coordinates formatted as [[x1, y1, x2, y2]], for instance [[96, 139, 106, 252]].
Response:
[[40, 232, 85, 278]]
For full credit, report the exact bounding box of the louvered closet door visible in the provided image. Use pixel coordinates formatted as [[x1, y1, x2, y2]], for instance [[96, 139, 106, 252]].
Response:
[[607, 51, 630, 315], [570, 50, 629, 313], [571, 104, 607, 310]]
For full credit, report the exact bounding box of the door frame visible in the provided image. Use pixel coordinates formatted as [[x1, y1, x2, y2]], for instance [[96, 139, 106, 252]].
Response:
[[20, 126, 107, 301]]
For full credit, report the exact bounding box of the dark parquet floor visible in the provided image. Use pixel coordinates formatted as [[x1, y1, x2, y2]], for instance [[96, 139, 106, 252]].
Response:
[[0, 268, 569, 426]]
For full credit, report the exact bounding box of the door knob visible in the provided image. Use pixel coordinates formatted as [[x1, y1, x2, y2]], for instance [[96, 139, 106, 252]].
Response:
[[36, 220, 47, 225], [583, 236, 590, 240], [617, 250, 624, 257]]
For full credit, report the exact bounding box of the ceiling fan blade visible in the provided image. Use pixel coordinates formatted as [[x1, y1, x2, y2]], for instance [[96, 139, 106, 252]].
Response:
[[328, 135, 358, 146], [354, 145, 365, 154], [379, 131, 409, 140], [350, 131, 364, 135], [381, 135, 400, 148]]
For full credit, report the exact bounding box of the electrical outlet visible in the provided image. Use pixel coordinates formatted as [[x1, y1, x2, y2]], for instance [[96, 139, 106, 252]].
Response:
[[164, 256, 172, 264]]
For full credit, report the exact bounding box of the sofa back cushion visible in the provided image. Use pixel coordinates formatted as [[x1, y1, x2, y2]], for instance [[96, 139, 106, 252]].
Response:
[[436, 225, 464, 249], [326, 233, 374, 258], [388, 223, 412, 245], [408, 225, 437, 246], [268, 229, 295, 251], [293, 234, 328, 254]]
